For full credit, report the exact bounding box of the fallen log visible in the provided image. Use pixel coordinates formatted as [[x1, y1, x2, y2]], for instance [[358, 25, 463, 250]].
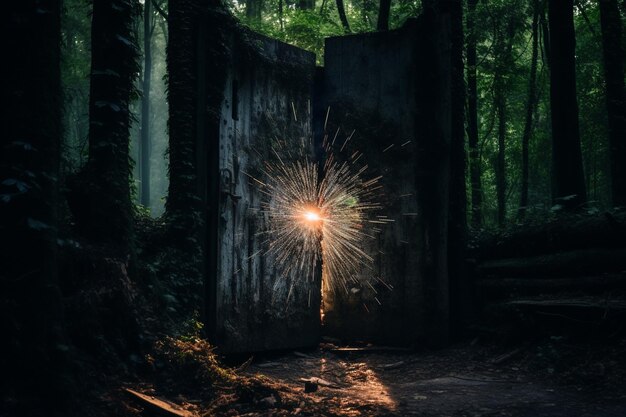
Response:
[[477, 274, 626, 301], [477, 273, 626, 289], [477, 248, 626, 279], [507, 297, 626, 311], [471, 212, 626, 261]]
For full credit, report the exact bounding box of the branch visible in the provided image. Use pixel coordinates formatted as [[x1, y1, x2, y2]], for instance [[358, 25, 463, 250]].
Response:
[[575, 0, 598, 39], [152, 0, 168, 20]]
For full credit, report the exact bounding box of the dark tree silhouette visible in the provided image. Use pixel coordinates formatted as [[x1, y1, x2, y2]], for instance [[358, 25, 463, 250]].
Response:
[[519, 0, 540, 219], [466, 0, 482, 227], [166, 0, 206, 239], [416, 0, 468, 346], [337, 0, 351, 32], [297, 0, 314, 10], [599, 0, 626, 207], [493, 14, 515, 226], [3, 0, 69, 412], [69, 0, 140, 248], [548, 0, 586, 210], [246, 0, 263, 20], [377, 0, 391, 31], [447, 0, 470, 334]]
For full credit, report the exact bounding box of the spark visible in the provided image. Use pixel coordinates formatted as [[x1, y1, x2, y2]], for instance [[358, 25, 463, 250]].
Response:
[[291, 102, 298, 121], [324, 106, 331, 131], [382, 144, 394, 153], [252, 130, 385, 295]]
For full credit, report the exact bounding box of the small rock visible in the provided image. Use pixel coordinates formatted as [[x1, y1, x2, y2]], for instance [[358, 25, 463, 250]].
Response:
[[304, 381, 318, 393], [260, 395, 277, 407]]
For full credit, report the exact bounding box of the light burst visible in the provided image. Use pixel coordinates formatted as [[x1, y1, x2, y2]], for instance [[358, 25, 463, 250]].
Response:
[[252, 133, 388, 296]]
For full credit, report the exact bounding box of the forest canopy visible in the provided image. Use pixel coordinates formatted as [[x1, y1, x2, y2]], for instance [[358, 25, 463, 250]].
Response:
[[59, 0, 626, 227]]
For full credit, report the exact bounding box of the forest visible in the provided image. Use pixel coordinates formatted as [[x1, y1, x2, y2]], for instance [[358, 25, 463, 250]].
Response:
[[2, 0, 626, 416]]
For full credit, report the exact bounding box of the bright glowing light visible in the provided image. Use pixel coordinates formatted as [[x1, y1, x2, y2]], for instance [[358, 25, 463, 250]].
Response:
[[248, 118, 393, 297], [304, 210, 321, 222]]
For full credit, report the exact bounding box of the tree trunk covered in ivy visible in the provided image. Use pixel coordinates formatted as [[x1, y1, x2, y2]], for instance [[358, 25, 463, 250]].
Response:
[[2, 0, 70, 413], [166, 0, 206, 243], [599, 0, 626, 207], [466, 0, 482, 228], [548, 0, 587, 210], [165, 0, 230, 324], [166, 0, 216, 317], [69, 0, 139, 250]]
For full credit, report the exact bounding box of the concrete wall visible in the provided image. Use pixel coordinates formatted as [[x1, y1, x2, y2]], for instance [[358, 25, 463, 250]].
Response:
[[209, 17, 448, 350], [212, 30, 319, 352]]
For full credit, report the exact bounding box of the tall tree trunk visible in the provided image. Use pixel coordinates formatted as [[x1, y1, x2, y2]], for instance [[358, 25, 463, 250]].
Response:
[[417, 0, 451, 347], [599, 0, 626, 207], [297, 0, 314, 10], [466, 0, 482, 227], [548, 0, 586, 210], [3, 0, 69, 411], [246, 0, 262, 20], [495, 86, 507, 226], [447, 0, 470, 336], [377, 0, 391, 31], [141, 0, 153, 207], [69, 0, 139, 247], [167, 0, 203, 238], [336, 0, 351, 32], [362, 0, 373, 27], [519, 0, 540, 220], [540, 1, 551, 69], [493, 19, 514, 227]]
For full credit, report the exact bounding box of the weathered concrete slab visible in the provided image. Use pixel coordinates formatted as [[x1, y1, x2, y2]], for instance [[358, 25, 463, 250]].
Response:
[[211, 28, 319, 353], [317, 20, 425, 345]]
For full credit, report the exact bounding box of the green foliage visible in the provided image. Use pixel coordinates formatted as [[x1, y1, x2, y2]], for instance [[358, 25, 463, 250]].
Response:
[[468, 0, 618, 228], [178, 314, 206, 342], [575, 1, 611, 207], [129, 0, 170, 217], [152, 336, 235, 392], [228, 0, 421, 63], [61, 0, 91, 173], [59, 0, 622, 232]]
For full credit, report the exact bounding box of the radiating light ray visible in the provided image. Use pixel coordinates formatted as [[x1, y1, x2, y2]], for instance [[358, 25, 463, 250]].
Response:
[[249, 127, 386, 295]]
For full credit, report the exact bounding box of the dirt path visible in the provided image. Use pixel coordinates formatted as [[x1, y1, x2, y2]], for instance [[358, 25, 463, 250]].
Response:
[[244, 344, 626, 416]]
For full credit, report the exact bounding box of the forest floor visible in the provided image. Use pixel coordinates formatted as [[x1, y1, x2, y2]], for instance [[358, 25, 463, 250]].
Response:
[[239, 341, 626, 417], [116, 338, 626, 417]]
